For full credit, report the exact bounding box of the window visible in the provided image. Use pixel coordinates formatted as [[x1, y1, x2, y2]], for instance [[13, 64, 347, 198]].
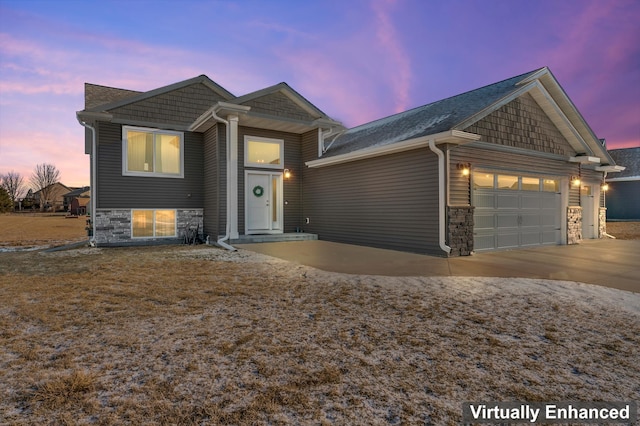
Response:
[[497, 175, 519, 190], [132, 210, 176, 238], [123, 127, 183, 177], [521, 177, 540, 191], [244, 136, 284, 169], [473, 173, 494, 189], [543, 179, 559, 192]]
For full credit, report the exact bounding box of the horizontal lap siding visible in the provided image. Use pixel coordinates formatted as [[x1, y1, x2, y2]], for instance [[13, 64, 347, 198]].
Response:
[[303, 149, 441, 255], [203, 124, 219, 239], [96, 121, 204, 209]]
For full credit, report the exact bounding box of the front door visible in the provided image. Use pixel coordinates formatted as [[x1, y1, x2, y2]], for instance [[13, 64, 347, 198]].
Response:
[[246, 171, 283, 234], [581, 184, 595, 239]]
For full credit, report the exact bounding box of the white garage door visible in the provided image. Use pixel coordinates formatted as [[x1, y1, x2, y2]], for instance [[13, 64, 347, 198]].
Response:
[[473, 173, 561, 251]]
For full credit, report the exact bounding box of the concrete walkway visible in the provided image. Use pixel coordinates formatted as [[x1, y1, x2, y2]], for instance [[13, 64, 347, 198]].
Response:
[[236, 239, 640, 293]]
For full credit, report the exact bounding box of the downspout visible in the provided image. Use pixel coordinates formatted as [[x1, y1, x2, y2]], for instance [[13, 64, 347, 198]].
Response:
[[210, 108, 236, 251], [428, 139, 452, 255], [76, 115, 97, 246]]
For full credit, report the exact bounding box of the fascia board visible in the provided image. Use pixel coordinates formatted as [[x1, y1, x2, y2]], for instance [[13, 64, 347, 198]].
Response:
[[306, 130, 480, 168], [569, 156, 601, 164], [596, 165, 626, 172]]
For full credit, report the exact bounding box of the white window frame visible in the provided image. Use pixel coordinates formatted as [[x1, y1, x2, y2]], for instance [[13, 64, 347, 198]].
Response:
[[244, 135, 284, 169], [122, 126, 184, 178], [131, 209, 177, 239]]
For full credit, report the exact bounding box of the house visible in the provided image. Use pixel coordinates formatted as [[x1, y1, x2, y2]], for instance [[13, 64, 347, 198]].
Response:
[[77, 67, 622, 255], [64, 186, 91, 215], [33, 182, 71, 212], [605, 147, 640, 220]]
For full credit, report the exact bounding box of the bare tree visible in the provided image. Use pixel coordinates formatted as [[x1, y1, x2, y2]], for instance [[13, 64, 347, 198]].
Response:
[[1, 170, 26, 209], [30, 163, 60, 212]]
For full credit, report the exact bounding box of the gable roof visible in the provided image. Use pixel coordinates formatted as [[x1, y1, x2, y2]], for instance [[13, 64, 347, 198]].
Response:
[[83, 75, 235, 113], [230, 82, 329, 119], [85, 83, 141, 109], [322, 67, 615, 166], [607, 147, 640, 180]]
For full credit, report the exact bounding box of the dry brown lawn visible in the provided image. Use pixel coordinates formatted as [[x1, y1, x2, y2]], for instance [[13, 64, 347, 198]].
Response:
[[0, 214, 87, 248], [1, 217, 639, 425], [606, 221, 640, 240]]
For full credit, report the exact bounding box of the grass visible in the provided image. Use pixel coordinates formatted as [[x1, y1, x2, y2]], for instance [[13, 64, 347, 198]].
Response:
[[0, 213, 87, 248], [1, 216, 639, 424]]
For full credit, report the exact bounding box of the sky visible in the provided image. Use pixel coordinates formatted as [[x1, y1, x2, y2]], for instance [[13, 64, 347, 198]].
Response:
[[0, 0, 638, 188]]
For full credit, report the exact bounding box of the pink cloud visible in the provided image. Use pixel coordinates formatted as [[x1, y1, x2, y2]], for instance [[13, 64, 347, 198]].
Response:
[[371, 0, 412, 114]]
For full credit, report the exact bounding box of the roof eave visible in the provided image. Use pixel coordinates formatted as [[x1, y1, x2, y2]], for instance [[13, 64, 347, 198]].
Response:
[[306, 130, 480, 168]]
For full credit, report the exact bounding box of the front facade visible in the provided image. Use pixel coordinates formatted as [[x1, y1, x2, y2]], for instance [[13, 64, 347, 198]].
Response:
[[78, 67, 622, 255]]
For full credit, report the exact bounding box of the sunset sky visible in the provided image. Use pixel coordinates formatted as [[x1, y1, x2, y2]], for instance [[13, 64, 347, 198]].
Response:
[[1, 0, 638, 188]]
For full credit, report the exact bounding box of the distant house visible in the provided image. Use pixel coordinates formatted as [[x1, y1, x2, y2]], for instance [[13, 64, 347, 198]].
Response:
[[33, 182, 71, 212], [77, 67, 622, 255], [606, 147, 639, 220], [64, 186, 91, 215]]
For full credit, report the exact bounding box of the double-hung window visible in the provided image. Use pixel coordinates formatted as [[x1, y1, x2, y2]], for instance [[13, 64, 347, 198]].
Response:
[[123, 126, 184, 178]]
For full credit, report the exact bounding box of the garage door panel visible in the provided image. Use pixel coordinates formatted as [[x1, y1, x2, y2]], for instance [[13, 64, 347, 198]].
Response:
[[475, 213, 495, 230], [542, 230, 560, 244], [497, 213, 518, 228], [475, 234, 495, 250], [497, 233, 519, 249], [521, 194, 541, 209], [497, 194, 519, 208], [520, 231, 541, 246], [474, 193, 495, 208], [521, 214, 540, 227]]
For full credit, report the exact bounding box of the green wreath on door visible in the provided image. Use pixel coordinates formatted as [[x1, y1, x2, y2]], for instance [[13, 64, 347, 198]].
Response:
[[253, 185, 264, 197]]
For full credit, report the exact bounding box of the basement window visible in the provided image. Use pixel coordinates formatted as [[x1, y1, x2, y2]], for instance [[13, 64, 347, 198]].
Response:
[[132, 209, 176, 238]]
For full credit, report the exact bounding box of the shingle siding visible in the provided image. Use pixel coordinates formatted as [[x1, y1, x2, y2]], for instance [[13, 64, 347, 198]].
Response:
[[240, 92, 316, 122], [95, 121, 204, 209], [303, 149, 442, 255], [465, 93, 575, 157], [108, 83, 228, 127]]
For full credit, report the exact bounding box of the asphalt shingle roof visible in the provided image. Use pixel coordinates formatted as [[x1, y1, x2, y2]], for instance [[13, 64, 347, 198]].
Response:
[[324, 68, 544, 158], [608, 147, 640, 179]]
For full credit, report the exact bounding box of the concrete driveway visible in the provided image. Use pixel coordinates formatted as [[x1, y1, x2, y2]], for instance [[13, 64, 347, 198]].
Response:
[[236, 239, 640, 293]]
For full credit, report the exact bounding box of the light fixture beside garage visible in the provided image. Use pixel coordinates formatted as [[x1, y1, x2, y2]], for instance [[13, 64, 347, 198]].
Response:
[[601, 183, 609, 191], [457, 163, 471, 177], [571, 176, 581, 187], [284, 169, 291, 179]]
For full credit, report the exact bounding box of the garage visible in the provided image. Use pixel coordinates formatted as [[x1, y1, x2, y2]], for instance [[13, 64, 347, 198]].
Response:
[[473, 172, 561, 251]]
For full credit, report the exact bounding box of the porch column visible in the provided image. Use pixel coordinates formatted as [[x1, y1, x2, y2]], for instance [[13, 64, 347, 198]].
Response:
[[228, 114, 240, 239]]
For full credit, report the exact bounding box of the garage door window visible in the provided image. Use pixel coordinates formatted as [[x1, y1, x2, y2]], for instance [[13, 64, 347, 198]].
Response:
[[522, 177, 540, 191], [543, 179, 559, 192], [474, 173, 494, 189], [497, 175, 518, 190]]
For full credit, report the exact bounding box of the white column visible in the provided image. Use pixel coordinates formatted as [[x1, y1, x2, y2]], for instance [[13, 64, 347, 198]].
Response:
[[228, 114, 240, 239]]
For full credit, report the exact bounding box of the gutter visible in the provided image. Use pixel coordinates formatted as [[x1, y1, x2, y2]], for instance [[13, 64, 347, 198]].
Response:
[[428, 139, 452, 255], [76, 114, 97, 246], [209, 108, 236, 251]]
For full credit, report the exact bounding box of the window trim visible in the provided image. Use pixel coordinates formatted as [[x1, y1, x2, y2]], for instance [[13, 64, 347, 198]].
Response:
[[244, 135, 284, 170], [131, 209, 177, 239], [122, 126, 184, 178]]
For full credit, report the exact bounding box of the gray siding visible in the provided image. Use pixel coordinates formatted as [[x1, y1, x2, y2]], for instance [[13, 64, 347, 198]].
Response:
[[109, 83, 227, 127], [96, 121, 204, 209], [239, 92, 316, 122], [606, 181, 640, 219], [303, 149, 442, 255], [237, 126, 304, 234], [203, 124, 220, 239]]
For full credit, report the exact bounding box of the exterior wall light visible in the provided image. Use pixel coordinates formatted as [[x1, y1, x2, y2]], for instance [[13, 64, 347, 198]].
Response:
[[601, 183, 609, 191], [457, 163, 471, 177], [284, 169, 291, 179], [571, 176, 581, 187]]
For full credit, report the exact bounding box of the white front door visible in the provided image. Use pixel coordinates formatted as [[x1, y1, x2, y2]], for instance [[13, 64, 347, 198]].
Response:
[[246, 171, 283, 234]]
